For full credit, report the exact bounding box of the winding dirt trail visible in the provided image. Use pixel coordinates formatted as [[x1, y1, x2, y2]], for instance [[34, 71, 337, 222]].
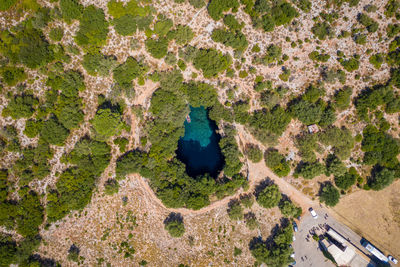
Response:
[[132, 123, 316, 216]]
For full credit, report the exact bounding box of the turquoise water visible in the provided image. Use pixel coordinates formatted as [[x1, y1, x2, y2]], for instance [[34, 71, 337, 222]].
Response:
[[177, 106, 224, 177]]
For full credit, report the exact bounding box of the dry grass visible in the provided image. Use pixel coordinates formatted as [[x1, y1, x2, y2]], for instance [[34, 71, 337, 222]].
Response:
[[333, 180, 400, 258]]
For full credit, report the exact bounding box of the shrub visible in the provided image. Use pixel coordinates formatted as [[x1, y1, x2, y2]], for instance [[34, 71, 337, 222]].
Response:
[[319, 127, 354, 160], [164, 213, 185, 237], [369, 53, 384, 69], [0, 27, 54, 69], [46, 139, 111, 222], [115, 150, 146, 178], [385, 0, 400, 18], [167, 25, 194, 45], [245, 212, 258, 230], [309, 51, 330, 62], [104, 179, 119, 195], [24, 119, 42, 138], [211, 28, 248, 51], [387, 23, 400, 38], [319, 183, 340, 206], [357, 13, 378, 33], [262, 44, 282, 65], [153, 18, 173, 37], [257, 184, 281, 209], [241, 194, 254, 208], [189, 0, 205, 8], [339, 57, 359, 72], [223, 14, 242, 30], [227, 200, 243, 220], [312, 21, 333, 40]]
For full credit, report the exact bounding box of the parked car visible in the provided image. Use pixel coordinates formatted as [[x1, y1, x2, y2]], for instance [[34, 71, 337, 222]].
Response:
[[389, 255, 398, 264], [293, 221, 298, 232], [309, 208, 318, 219], [289, 260, 296, 266], [290, 252, 295, 258]]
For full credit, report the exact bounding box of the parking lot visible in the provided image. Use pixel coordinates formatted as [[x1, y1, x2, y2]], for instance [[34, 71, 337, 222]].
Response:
[[292, 209, 335, 267], [292, 207, 378, 267]]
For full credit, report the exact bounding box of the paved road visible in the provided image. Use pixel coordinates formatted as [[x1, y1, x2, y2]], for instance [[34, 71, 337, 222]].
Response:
[[293, 208, 377, 267]]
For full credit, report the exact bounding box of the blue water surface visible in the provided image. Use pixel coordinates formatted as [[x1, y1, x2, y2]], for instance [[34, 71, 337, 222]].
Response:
[[176, 106, 224, 178]]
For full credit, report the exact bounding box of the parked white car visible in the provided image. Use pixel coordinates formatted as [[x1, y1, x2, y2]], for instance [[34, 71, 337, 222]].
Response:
[[309, 208, 318, 219], [389, 255, 398, 264]]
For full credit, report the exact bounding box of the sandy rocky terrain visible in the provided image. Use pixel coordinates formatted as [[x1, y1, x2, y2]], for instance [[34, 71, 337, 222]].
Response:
[[1, 0, 400, 265]]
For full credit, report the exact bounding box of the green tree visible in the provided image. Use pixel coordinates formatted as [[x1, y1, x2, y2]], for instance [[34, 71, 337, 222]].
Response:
[[113, 57, 147, 88], [335, 170, 357, 190], [245, 144, 263, 163], [0, 66, 27, 86], [40, 117, 69, 146], [319, 183, 340, 206], [145, 38, 168, 59], [295, 161, 325, 179], [60, 0, 83, 22], [279, 200, 302, 218], [164, 213, 185, 237], [192, 48, 231, 78], [75, 5, 109, 51], [326, 155, 347, 177], [82, 52, 117, 76], [207, 0, 239, 21], [369, 168, 396, 190], [91, 108, 124, 141], [264, 149, 290, 177], [2, 95, 38, 119], [257, 184, 281, 209], [113, 14, 137, 36]]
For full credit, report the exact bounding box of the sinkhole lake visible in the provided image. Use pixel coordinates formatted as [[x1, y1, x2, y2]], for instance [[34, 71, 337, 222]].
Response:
[[176, 106, 224, 178]]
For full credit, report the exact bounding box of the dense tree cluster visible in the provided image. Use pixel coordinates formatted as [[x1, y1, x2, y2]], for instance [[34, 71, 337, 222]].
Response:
[[211, 28, 248, 52], [47, 138, 111, 222], [250, 223, 294, 266], [115, 72, 247, 210], [0, 20, 54, 69], [289, 85, 336, 127], [241, 0, 298, 33], [207, 0, 239, 21]]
